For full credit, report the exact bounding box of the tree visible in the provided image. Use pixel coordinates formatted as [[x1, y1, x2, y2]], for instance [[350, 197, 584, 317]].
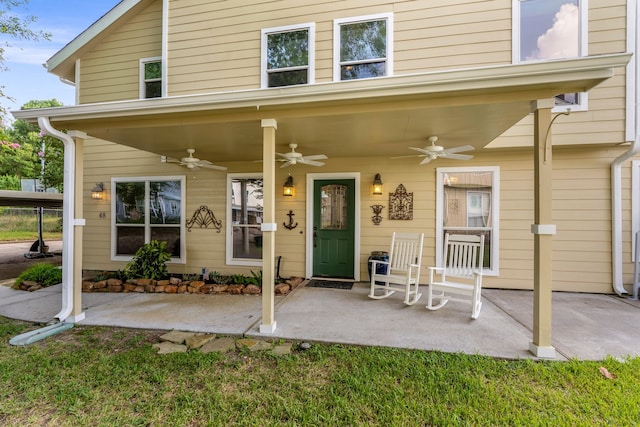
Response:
[[0, 0, 51, 116], [1, 99, 65, 191]]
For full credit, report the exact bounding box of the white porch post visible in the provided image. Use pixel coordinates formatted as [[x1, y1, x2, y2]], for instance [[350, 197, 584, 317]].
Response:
[[68, 131, 87, 322], [529, 99, 556, 359], [260, 118, 277, 333]]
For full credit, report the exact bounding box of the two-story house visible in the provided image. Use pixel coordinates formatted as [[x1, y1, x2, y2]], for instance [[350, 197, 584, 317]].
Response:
[[13, 0, 637, 357]]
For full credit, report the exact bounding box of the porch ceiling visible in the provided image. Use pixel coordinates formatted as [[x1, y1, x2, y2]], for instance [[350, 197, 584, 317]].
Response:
[[13, 53, 630, 164]]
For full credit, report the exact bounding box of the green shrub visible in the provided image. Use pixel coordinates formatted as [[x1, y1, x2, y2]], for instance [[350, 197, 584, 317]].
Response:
[[14, 263, 62, 288], [125, 240, 171, 280], [245, 270, 262, 287]]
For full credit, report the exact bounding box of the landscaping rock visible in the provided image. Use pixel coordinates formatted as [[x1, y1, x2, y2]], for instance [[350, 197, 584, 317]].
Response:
[[211, 284, 228, 293], [186, 334, 215, 350], [236, 338, 271, 352], [243, 284, 261, 295], [107, 278, 123, 287], [169, 277, 182, 285], [275, 283, 290, 295], [227, 284, 244, 294], [201, 337, 236, 354], [273, 343, 293, 356], [154, 342, 187, 354], [160, 330, 195, 344]]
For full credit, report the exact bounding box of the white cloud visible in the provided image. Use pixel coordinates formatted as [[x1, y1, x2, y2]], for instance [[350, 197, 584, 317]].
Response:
[[4, 43, 61, 65], [527, 3, 579, 60]]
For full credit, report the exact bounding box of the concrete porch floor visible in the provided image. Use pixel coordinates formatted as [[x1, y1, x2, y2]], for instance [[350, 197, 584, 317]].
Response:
[[1, 281, 639, 361]]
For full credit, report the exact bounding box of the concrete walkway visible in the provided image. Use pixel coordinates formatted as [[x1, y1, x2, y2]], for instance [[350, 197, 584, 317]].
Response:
[[1, 280, 639, 361]]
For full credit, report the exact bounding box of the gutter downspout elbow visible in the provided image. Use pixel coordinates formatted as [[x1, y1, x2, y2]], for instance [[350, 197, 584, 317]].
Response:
[[611, 134, 640, 296], [37, 117, 76, 322]]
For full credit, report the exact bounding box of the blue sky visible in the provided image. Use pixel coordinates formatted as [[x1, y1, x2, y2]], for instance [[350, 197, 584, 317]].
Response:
[[1, 0, 120, 116]]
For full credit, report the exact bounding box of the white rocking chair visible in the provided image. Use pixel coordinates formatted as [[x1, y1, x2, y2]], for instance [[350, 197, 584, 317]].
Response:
[[427, 233, 485, 319], [369, 232, 424, 305]]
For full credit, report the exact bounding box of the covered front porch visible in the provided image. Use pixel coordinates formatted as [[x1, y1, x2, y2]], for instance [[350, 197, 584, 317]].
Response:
[[12, 53, 631, 358]]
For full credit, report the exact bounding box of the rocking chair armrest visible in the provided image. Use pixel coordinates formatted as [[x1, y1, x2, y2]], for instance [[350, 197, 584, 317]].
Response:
[[428, 266, 445, 273]]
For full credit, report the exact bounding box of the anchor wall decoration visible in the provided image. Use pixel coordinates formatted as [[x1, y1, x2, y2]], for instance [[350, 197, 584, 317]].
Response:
[[283, 210, 298, 230]]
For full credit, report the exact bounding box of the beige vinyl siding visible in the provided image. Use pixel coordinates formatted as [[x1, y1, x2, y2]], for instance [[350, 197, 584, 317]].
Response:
[[78, 1, 162, 104], [82, 143, 627, 293]]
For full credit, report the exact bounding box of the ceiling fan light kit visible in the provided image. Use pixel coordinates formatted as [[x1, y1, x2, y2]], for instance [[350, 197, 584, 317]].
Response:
[[162, 149, 227, 171], [393, 136, 475, 165]]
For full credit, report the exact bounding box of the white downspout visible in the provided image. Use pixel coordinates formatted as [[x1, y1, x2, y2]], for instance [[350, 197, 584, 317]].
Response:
[[611, 0, 639, 296], [37, 117, 76, 321], [612, 142, 640, 296]]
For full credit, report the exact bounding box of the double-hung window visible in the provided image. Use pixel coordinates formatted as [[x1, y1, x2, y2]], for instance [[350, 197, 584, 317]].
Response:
[[261, 23, 314, 88], [436, 167, 500, 275], [334, 13, 393, 81], [112, 177, 185, 262], [226, 174, 264, 266], [513, 0, 588, 111], [140, 57, 162, 98]]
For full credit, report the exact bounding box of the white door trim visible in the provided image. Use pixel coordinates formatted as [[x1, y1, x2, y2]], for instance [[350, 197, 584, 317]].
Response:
[[306, 172, 361, 280]]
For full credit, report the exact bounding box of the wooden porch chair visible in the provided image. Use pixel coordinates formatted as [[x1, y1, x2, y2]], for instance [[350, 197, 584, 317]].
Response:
[[369, 232, 424, 305], [427, 233, 485, 319]]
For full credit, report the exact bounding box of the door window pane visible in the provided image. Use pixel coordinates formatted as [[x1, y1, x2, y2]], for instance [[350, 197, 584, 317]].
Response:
[[321, 184, 348, 230]]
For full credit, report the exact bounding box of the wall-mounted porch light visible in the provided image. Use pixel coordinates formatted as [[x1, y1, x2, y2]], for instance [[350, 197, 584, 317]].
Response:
[[372, 173, 383, 195], [91, 182, 105, 200], [283, 175, 295, 197]]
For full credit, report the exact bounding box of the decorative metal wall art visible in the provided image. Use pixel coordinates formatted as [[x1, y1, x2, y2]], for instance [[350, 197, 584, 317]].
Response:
[[370, 205, 384, 226], [283, 210, 298, 230], [389, 184, 413, 220], [186, 205, 222, 232]]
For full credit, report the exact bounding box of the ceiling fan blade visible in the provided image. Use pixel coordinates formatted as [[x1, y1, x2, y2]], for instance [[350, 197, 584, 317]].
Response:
[[442, 145, 475, 154], [408, 147, 430, 155], [390, 154, 424, 159], [420, 157, 433, 165], [443, 153, 474, 160], [280, 161, 293, 168], [199, 163, 227, 171], [298, 158, 325, 167], [300, 154, 328, 161]]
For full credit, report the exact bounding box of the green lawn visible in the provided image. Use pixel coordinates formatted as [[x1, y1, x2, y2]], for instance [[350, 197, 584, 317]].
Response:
[[0, 317, 638, 426], [0, 212, 62, 242]]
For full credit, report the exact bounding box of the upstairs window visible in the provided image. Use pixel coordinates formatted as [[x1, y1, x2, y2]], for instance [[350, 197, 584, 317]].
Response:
[[140, 57, 162, 98], [334, 13, 393, 81], [513, 0, 588, 111], [261, 23, 315, 88]]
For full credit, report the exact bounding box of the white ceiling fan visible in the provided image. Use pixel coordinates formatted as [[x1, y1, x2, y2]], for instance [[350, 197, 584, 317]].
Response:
[[276, 144, 328, 168], [393, 136, 474, 165], [161, 149, 227, 170]]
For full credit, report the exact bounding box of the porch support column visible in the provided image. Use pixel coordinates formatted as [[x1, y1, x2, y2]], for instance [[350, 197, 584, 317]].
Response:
[[260, 118, 277, 334], [68, 131, 87, 322], [529, 99, 556, 359]]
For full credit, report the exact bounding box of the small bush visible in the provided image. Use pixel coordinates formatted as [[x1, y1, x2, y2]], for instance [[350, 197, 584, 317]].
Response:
[[14, 263, 62, 288], [125, 240, 171, 280]]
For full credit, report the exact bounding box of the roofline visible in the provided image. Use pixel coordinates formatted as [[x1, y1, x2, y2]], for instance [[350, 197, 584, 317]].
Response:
[[17, 53, 631, 123], [46, 0, 143, 73]]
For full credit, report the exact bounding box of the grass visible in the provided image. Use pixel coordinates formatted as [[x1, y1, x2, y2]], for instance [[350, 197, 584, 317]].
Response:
[[0, 317, 639, 426], [0, 212, 63, 242]]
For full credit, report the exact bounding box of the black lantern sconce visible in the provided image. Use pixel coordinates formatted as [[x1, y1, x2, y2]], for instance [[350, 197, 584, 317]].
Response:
[[91, 182, 105, 200], [283, 175, 295, 197], [372, 173, 383, 195]]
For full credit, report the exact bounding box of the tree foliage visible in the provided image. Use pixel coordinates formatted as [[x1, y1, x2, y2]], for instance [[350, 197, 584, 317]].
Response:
[[0, 0, 51, 115], [0, 99, 64, 191]]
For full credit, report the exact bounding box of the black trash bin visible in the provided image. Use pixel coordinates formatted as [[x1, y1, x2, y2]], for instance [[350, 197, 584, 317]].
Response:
[[368, 251, 389, 284]]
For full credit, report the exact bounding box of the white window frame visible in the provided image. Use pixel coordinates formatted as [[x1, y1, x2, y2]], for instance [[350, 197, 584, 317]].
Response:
[[512, 0, 588, 112], [436, 166, 500, 276], [261, 23, 315, 89], [139, 56, 163, 99], [111, 175, 186, 263], [226, 173, 264, 266], [333, 13, 394, 82]]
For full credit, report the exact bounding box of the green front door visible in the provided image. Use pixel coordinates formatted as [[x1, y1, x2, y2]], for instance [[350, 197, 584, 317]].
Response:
[[312, 179, 355, 278]]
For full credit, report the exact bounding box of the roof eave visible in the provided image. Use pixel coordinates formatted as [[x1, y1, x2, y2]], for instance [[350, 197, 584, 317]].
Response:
[[16, 53, 631, 124]]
